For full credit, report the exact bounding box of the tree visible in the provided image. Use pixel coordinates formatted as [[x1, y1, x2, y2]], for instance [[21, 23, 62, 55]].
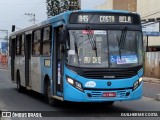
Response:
[[46, 0, 61, 18], [61, 0, 69, 12], [68, 0, 80, 11], [46, 0, 80, 18]]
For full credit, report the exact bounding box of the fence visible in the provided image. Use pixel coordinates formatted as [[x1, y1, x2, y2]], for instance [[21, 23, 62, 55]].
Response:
[[144, 52, 160, 78], [0, 54, 8, 69]]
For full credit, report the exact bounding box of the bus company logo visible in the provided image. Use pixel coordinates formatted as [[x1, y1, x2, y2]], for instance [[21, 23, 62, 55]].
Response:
[[107, 81, 112, 86]]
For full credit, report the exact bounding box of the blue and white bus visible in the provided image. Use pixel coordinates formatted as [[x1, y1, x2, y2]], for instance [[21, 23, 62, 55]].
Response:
[[9, 10, 143, 106]]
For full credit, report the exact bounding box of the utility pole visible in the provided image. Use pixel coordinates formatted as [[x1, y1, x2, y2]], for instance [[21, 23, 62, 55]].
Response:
[[25, 13, 36, 24]]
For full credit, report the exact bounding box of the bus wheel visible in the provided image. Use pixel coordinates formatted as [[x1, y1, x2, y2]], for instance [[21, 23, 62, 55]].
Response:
[[46, 82, 59, 107], [17, 73, 23, 93]]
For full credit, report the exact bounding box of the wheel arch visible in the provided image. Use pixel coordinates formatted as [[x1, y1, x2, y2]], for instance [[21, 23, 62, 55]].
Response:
[[43, 74, 53, 95]]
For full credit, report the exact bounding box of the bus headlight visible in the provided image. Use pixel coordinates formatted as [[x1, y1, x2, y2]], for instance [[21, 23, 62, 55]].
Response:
[[133, 77, 143, 91], [67, 77, 84, 92], [67, 77, 74, 85], [139, 77, 143, 83]]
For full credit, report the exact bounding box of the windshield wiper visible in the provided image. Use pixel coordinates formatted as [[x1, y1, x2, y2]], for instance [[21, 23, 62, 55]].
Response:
[[86, 25, 98, 57], [119, 27, 127, 49], [72, 32, 80, 66], [117, 27, 127, 59]]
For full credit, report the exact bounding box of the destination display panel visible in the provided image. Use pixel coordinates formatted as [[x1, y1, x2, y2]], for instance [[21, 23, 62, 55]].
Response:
[[69, 12, 141, 25]]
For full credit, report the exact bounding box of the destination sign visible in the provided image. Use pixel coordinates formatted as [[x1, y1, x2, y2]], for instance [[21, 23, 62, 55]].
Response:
[[70, 13, 140, 24]]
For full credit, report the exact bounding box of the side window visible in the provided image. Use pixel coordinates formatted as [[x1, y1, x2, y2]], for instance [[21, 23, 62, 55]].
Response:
[[16, 36, 21, 55], [32, 30, 41, 55], [42, 27, 51, 55]]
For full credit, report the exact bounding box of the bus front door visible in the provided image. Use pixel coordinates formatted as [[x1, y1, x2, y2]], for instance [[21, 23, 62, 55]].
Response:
[[53, 27, 64, 97], [25, 34, 31, 89]]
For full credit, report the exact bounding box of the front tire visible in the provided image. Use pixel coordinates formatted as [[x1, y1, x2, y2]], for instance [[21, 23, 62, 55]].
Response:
[[46, 81, 60, 106]]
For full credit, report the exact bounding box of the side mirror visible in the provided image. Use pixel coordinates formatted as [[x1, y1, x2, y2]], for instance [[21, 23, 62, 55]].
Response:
[[60, 28, 66, 44]]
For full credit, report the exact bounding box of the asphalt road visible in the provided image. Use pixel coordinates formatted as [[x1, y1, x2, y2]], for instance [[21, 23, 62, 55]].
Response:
[[0, 69, 160, 120], [143, 82, 160, 98]]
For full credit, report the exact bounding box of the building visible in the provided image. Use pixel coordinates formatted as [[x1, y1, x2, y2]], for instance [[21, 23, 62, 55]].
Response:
[[137, 0, 160, 78], [137, 0, 160, 47], [95, 0, 137, 12], [78, 0, 81, 9], [137, 0, 160, 19]]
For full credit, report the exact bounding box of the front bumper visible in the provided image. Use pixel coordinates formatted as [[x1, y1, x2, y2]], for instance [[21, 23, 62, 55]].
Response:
[[63, 82, 143, 102]]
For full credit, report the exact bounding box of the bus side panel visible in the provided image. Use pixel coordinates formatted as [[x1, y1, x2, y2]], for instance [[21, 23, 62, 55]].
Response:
[[14, 56, 26, 87], [18, 57, 25, 87], [30, 57, 41, 93], [14, 57, 19, 83], [40, 57, 52, 94]]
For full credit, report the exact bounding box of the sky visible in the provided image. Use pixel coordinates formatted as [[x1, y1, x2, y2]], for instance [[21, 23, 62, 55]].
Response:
[[0, 0, 106, 36]]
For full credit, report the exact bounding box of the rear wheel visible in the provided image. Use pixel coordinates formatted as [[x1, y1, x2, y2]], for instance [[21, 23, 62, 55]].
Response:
[[17, 72, 24, 93]]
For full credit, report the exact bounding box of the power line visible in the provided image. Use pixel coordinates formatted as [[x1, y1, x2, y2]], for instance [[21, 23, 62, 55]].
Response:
[[141, 11, 160, 19], [137, 0, 160, 18], [25, 13, 36, 24]]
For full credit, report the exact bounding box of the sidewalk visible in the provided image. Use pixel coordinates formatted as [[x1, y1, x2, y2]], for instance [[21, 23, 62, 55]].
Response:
[[142, 76, 160, 84]]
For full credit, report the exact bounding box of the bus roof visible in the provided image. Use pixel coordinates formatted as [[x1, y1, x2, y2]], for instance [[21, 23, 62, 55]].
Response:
[[73, 9, 132, 13], [10, 10, 138, 37]]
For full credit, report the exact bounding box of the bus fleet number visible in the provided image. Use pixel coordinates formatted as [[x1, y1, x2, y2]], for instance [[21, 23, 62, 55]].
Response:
[[78, 15, 89, 23]]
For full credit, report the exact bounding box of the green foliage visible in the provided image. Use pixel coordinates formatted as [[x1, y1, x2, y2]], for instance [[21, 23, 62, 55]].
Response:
[[46, 0, 80, 18]]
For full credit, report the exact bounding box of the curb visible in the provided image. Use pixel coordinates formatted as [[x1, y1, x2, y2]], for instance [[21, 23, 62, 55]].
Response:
[[142, 77, 160, 84], [155, 94, 160, 101]]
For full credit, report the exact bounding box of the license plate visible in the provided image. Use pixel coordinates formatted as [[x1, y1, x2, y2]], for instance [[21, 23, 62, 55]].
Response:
[[102, 92, 116, 97]]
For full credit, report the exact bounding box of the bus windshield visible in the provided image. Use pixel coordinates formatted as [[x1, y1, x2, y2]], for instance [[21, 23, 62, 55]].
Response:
[[67, 30, 143, 68]]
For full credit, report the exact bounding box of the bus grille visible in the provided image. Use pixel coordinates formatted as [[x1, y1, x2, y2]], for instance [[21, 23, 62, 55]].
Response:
[[79, 69, 138, 79]]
